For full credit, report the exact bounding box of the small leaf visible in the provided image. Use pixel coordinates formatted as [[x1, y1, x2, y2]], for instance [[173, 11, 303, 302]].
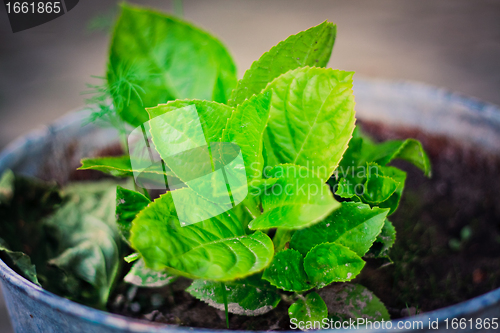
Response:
[[116, 186, 150, 243], [366, 219, 396, 259], [339, 135, 431, 178], [288, 292, 328, 325], [373, 139, 432, 177], [79, 156, 136, 177], [124, 252, 140, 263], [0, 237, 40, 286], [124, 258, 176, 287], [262, 67, 356, 182], [108, 4, 237, 126], [229, 21, 336, 106], [334, 177, 360, 200], [361, 163, 399, 204], [79, 156, 176, 180], [290, 202, 389, 257], [248, 165, 340, 230], [187, 275, 281, 316], [319, 283, 390, 321], [262, 249, 313, 293], [304, 243, 365, 288], [130, 191, 274, 281], [377, 167, 407, 215]]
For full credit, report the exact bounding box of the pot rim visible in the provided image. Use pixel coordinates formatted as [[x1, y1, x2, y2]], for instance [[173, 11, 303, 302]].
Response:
[[1, 78, 500, 332]]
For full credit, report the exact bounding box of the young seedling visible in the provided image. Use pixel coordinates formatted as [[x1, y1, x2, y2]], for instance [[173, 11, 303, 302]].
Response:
[[79, 4, 431, 327]]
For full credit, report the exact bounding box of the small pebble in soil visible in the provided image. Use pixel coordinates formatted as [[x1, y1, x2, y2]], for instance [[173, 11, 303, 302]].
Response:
[[130, 302, 141, 313], [473, 268, 486, 284]]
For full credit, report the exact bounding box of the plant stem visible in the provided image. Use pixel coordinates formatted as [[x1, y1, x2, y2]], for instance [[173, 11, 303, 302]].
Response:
[[221, 282, 229, 328], [142, 187, 151, 201]]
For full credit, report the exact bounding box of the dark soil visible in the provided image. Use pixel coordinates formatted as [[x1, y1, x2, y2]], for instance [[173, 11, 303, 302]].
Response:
[[67, 121, 500, 329]]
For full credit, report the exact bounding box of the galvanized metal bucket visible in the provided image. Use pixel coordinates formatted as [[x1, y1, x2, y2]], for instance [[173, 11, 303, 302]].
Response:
[[1, 79, 500, 332]]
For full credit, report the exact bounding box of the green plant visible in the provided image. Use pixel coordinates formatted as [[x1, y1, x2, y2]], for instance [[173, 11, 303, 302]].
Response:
[[0, 170, 126, 310], [79, 4, 432, 327], [0, 3, 432, 328]]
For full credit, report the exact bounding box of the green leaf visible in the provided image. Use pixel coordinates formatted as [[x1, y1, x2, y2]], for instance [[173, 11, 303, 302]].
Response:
[[248, 177, 278, 197], [78, 156, 178, 185], [335, 161, 405, 214], [124, 258, 176, 287], [0, 169, 14, 205], [366, 219, 396, 259], [333, 177, 360, 200], [0, 237, 40, 286], [124, 252, 140, 263], [229, 21, 336, 106], [148, 100, 243, 208], [262, 249, 313, 292], [371, 139, 431, 177], [115, 186, 150, 243], [187, 275, 281, 315], [45, 181, 122, 308], [108, 4, 237, 127], [262, 67, 356, 182], [222, 91, 272, 183], [290, 202, 389, 257], [288, 292, 328, 325], [320, 284, 390, 321], [79, 156, 136, 177], [361, 163, 399, 205], [248, 165, 340, 230], [377, 167, 407, 215], [148, 100, 234, 153], [304, 243, 365, 288], [339, 135, 431, 178], [130, 191, 274, 281]]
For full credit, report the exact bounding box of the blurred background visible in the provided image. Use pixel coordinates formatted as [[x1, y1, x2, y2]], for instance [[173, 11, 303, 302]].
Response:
[[0, 0, 499, 331]]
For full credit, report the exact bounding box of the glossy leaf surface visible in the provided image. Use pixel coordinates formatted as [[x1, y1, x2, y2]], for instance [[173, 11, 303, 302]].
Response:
[[262, 249, 313, 292], [290, 202, 389, 257], [130, 191, 274, 281], [262, 67, 356, 182], [304, 243, 365, 288], [187, 275, 281, 316], [248, 165, 339, 230], [229, 21, 336, 106], [288, 292, 328, 324], [108, 4, 237, 126]]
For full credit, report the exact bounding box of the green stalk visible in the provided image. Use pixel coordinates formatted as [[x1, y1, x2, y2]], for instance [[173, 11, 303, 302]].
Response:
[[221, 282, 229, 328]]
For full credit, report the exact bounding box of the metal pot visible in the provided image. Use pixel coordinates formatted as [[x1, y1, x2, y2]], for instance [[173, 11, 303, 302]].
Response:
[[1, 78, 500, 332]]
